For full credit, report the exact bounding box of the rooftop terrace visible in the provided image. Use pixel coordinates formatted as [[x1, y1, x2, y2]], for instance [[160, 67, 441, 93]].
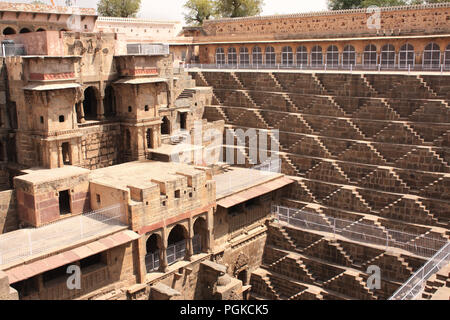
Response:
[[0, 204, 127, 269]]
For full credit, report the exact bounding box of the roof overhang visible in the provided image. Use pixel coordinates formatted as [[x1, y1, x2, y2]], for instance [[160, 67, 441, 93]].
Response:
[[4, 230, 140, 284], [114, 77, 168, 85], [217, 176, 293, 208], [23, 83, 80, 91]]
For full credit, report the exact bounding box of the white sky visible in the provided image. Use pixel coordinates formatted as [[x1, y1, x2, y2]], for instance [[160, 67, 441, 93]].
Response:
[[4, 0, 329, 23]]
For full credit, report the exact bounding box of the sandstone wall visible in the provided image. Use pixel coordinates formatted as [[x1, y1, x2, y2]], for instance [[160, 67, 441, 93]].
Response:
[[16, 242, 138, 300], [201, 3, 450, 41], [0, 189, 17, 234], [146, 255, 211, 300], [80, 123, 121, 170]]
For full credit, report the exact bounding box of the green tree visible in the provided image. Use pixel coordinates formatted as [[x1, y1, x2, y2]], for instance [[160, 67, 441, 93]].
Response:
[[184, 0, 214, 25], [97, 0, 142, 18], [360, 0, 408, 7], [214, 0, 264, 18], [328, 0, 363, 10]]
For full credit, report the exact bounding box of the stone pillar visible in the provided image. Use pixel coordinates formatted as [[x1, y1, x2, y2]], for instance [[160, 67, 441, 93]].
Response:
[[186, 216, 194, 260], [186, 236, 194, 261], [159, 228, 169, 273], [206, 208, 214, 252], [136, 237, 147, 284], [57, 143, 63, 167], [79, 102, 86, 123], [97, 98, 105, 120]]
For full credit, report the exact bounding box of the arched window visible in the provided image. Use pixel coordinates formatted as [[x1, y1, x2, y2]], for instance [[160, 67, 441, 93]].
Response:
[[239, 47, 249, 66], [381, 44, 396, 68], [228, 47, 237, 65], [19, 28, 31, 34], [399, 44, 415, 69], [281, 46, 293, 66], [311, 46, 323, 66], [252, 47, 262, 65], [326, 45, 339, 67], [423, 43, 441, 69], [145, 234, 161, 272], [296, 46, 308, 66], [216, 48, 225, 65], [445, 44, 450, 70], [193, 217, 208, 254], [363, 44, 378, 67], [342, 45, 356, 66], [265, 46, 276, 65], [167, 225, 188, 264], [2, 27, 16, 35], [36, 28, 46, 32]]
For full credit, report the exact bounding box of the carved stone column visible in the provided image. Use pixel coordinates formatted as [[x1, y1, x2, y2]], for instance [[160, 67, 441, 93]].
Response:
[[97, 97, 105, 120]]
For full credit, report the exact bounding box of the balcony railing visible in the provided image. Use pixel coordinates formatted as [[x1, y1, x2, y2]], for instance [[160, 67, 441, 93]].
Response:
[[145, 235, 202, 272], [389, 242, 450, 300], [273, 204, 447, 258], [0, 204, 125, 267], [145, 250, 160, 272], [186, 61, 450, 73], [127, 43, 169, 56], [167, 239, 186, 265]]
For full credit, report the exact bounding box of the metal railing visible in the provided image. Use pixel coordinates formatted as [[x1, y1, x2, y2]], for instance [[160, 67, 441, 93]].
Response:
[[389, 242, 450, 300], [127, 43, 169, 56], [186, 62, 450, 73], [1, 44, 26, 57], [145, 235, 202, 272], [145, 250, 160, 272], [0, 204, 125, 266], [167, 239, 187, 265], [273, 205, 447, 258]]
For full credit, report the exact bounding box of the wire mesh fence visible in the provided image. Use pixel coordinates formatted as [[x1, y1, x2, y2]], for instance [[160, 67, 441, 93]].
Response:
[[0, 204, 125, 266], [167, 239, 186, 265], [145, 250, 160, 272], [186, 62, 449, 73], [145, 235, 202, 272], [389, 242, 450, 300], [273, 205, 447, 258]]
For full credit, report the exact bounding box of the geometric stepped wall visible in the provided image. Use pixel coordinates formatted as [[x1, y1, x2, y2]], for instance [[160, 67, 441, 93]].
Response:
[[192, 70, 450, 299]]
